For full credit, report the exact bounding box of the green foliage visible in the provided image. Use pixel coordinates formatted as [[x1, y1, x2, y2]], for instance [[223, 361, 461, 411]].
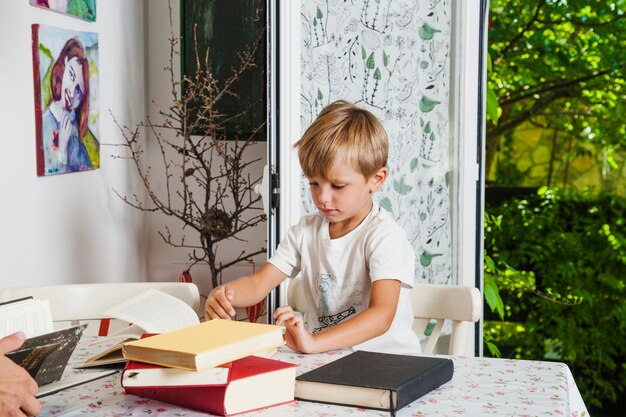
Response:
[[483, 253, 504, 320], [492, 134, 530, 186], [485, 52, 502, 126], [487, 0, 626, 186], [484, 188, 626, 410]]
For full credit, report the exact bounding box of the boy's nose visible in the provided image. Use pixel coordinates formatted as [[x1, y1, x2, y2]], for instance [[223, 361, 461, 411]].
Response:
[[317, 188, 332, 204]]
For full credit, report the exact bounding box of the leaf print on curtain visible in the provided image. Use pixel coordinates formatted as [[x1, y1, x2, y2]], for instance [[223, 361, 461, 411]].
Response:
[[300, 0, 453, 285]]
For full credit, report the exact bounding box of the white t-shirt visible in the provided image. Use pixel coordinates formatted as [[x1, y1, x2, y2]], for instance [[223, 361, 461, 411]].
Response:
[[269, 202, 421, 354]]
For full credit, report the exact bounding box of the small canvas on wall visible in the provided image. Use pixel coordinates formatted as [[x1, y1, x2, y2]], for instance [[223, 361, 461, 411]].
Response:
[[30, 0, 97, 22], [32, 24, 100, 176]]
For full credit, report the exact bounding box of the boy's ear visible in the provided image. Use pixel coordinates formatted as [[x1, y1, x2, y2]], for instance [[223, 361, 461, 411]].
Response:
[[369, 167, 388, 193]]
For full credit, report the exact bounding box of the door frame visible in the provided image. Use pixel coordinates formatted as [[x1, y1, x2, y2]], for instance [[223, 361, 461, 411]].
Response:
[[451, 0, 489, 356], [271, 0, 488, 356]]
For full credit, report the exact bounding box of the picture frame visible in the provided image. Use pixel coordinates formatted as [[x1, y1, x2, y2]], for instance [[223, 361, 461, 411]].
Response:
[[180, 0, 266, 140], [31, 24, 100, 176], [29, 0, 97, 22]]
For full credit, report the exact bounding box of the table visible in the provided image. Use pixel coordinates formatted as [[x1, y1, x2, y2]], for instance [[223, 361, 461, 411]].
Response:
[[40, 337, 589, 417]]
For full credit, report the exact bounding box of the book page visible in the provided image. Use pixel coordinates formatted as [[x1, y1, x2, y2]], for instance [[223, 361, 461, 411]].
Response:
[[88, 324, 144, 347], [103, 289, 199, 334], [79, 340, 128, 367], [81, 327, 142, 367], [0, 299, 53, 338]]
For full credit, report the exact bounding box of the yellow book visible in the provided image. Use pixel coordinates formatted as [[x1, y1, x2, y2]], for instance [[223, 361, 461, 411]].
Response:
[[121, 319, 285, 371]]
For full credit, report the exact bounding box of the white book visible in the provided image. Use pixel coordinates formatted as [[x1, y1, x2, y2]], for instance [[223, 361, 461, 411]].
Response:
[[2, 298, 94, 395], [80, 289, 200, 368], [0, 297, 53, 339], [104, 288, 200, 334]]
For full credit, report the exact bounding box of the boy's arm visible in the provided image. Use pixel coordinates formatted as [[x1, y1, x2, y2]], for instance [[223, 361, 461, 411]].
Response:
[[276, 279, 401, 353], [205, 263, 287, 320]]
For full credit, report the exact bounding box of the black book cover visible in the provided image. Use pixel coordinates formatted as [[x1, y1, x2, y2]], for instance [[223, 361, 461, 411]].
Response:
[[7, 324, 87, 386], [296, 350, 454, 412]]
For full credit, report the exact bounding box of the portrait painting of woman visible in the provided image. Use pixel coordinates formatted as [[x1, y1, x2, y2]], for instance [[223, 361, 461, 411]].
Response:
[[32, 24, 99, 176]]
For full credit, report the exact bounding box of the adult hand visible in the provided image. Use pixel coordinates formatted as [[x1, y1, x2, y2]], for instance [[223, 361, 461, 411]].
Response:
[[274, 306, 316, 353], [0, 332, 42, 417], [205, 284, 236, 320]]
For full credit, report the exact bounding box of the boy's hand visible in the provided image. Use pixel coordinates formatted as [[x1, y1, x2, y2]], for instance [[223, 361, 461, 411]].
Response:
[[205, 285, 236, 320], [0, 332, 42, 417], [274, 306, 316, 353]]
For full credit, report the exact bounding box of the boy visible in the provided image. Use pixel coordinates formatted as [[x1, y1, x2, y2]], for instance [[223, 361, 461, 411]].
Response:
[[206, 100, 420, 355]]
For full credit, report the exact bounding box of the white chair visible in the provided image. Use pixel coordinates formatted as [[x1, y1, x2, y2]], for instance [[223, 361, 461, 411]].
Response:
[[410, 283, 481, 355], [0, 282, 200, 336], [287, 279, 481, 355]]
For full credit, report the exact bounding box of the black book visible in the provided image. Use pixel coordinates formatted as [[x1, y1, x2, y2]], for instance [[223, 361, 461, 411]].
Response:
[[6, 324, 87, 386], [295, 350, 454, 415]]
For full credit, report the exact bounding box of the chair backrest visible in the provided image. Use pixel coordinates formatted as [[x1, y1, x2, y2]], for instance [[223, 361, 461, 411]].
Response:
[[411, 283, 481, 355], [287, 279, 481, 356], [0, 282, 201, 336]]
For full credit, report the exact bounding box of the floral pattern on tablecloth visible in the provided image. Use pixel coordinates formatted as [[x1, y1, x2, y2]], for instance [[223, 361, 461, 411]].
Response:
[[39, 338, 588, 417]]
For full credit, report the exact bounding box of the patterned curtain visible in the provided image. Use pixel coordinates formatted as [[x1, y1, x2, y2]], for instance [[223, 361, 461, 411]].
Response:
[[300, 0, 453, 285]]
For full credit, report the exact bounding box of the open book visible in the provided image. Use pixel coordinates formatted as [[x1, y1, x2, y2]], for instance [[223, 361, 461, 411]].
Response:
[[80, 289, 200, 368], [1, 296, 117, 397], [0, 296, 53, 338]]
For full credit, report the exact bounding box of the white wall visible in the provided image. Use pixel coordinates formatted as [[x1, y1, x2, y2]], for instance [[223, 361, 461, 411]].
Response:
[[0, 0, 272, 297], [0, 1, 149, 286]]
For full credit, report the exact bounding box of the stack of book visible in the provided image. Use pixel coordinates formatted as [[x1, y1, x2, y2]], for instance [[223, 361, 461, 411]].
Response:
[[120, 319, 296, 416]]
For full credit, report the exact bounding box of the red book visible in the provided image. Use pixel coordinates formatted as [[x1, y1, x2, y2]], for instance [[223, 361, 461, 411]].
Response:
[[121, 355, 297, 416]]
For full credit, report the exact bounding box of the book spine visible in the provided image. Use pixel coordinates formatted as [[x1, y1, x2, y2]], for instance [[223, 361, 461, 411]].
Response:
[[395, 359, 454, 410], [124, 385, 227, 416]]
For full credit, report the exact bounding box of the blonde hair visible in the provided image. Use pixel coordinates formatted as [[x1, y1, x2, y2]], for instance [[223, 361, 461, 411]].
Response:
[[294, 100, 388, 179]]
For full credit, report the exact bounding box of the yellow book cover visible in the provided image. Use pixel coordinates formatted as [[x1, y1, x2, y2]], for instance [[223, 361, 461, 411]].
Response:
[[122, 319, 285, 371]]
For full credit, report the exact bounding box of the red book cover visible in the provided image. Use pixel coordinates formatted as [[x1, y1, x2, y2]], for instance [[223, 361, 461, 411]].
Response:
[[122, 355, 297, 416]]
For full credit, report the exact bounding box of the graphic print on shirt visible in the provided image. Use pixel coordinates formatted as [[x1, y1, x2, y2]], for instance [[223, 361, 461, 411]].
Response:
[[313, 306, 357, 333], [317, 273, 332, 313], [313, 272, 358, 333]]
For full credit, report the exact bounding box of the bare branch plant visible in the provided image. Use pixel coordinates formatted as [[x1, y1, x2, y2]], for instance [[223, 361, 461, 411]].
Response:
[[111, 3, 267, 290]]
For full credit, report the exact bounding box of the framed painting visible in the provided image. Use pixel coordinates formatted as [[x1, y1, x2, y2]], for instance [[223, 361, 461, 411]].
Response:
[[32, 24, 100, 176], [29, 0, 97, 22], [180, 0, 266, 140]]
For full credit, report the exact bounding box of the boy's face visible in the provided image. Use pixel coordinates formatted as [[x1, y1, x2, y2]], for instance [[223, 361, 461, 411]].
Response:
[[307, 159, 387, 232]]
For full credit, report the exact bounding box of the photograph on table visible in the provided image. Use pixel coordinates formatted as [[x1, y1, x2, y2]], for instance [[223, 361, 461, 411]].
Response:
[[31, 24, 100, 176], [29, 0, 97, 22]]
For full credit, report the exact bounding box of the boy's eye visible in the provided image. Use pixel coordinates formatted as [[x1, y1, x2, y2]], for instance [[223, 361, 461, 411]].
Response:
[[309, 182, 319, 187], [332, 184, 345, 190]]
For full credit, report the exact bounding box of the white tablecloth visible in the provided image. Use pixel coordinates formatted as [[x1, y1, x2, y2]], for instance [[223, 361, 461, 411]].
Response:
[[39, 337, 589, 416]]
